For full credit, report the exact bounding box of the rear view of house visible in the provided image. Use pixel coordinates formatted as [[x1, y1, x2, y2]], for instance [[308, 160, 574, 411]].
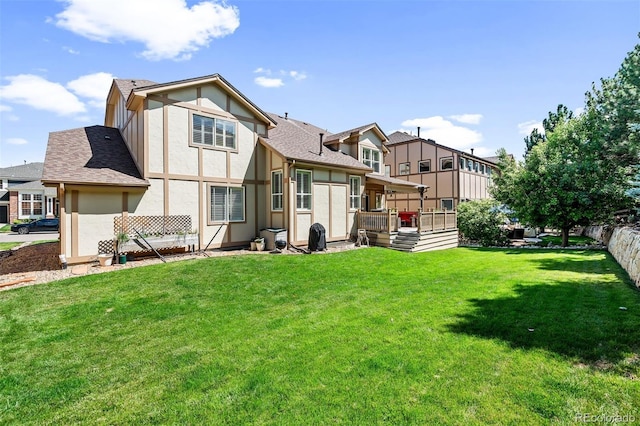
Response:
[[43, 73, 431, 264]]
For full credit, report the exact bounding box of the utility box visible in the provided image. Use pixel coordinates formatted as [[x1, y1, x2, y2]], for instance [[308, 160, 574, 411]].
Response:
[[260, 228, 287, 251]]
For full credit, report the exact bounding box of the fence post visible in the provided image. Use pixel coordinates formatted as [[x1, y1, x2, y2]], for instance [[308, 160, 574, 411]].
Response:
[[417, 208, 422, 233], [387, 209, 392, 233]]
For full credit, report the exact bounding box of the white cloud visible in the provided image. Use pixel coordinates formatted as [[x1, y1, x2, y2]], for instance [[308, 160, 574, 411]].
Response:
[[574, 106, 585, 116], [254, 67, 307, 87], [400, 116, 483, 150], [0, 104, 12, 112], [0, 74, 86, 116], [63, 46, 79, 54], [54, 0, 240, 61], [289, 70, 307, 81], [517, 120, 544, 136], [67, 72, 114, 107], [254, 76, 284, 88], [7, 138, 28, 145], [449, 114, 482, 125]]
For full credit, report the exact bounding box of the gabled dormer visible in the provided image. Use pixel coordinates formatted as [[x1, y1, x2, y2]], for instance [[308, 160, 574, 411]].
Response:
[[323, 123, 389, 174]]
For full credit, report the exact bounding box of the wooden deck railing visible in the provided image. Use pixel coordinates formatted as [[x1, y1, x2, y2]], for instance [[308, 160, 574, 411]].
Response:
[[357, 210, 399, 233], [418, 209, 457, 232], [357, 209, 456, 234]]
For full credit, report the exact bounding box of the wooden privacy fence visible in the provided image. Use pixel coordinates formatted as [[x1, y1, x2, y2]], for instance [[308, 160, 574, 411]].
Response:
[[357, 209, 456, 233]]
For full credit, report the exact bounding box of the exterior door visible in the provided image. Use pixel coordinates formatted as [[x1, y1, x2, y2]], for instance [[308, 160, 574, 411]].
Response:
[[0, 205, 7, 223]]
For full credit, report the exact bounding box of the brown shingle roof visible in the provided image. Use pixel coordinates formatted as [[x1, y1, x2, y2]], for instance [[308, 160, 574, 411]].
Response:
[[261, 113, 371, 171], [324, 123, 381, 143], [113, 79, 158, 98], [387, 131, 422, 145], [42, 126, 148, 187]]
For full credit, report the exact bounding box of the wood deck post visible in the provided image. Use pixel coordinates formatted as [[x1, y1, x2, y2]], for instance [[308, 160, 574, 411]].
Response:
[[417, 208, 423, 233]]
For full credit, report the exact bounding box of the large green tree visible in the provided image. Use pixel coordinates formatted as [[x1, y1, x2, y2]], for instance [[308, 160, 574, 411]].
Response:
[[493, 38, 640, 245]]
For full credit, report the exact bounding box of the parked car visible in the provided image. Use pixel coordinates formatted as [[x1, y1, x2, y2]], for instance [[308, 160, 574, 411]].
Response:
[[10, 218, 59, 234]]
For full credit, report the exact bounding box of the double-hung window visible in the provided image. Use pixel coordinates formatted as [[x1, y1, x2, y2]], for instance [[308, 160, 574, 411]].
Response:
[[210, 186, 245, 222], [296, 170, 312, 210], [20, 193, 43, 217], [271, 170, 283, 211], [399, 162, 410, 175], [349, 176, 361, 210], [193, 114, 236, 149], [362, 147, 381, 173]]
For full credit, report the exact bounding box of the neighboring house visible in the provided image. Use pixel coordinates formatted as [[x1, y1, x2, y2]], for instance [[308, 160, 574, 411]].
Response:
[[0, 162, 58, 223], [42, 73, 425, 264], [384, 131, 498, 212]]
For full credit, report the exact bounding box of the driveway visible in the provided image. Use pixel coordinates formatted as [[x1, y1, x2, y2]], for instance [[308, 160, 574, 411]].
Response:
[[0, 232, 59, 243]]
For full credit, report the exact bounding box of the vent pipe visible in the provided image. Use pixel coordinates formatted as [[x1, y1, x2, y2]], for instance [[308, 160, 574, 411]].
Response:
[[470, 148, 474, 155], [285, 112, 288, 120], [319, 133, 324, 156], [417, 127, 421, 138]]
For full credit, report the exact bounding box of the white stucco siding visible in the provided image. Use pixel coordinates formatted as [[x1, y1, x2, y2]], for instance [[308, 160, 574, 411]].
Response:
[[148, 101, 164, 173], [167, 106, 197, 176], [77, 192, 123, 257], [332, 171, 347, 183], [314, 169, 329, 181], [361, 129, 384, 149], [169, 87, 197, 104], [130, 179, 164, 215], [296, 213, 312, 241], [331, 185, 348, 238], [229, 121, 257, 180], [229, 98, 251, 117], [313, 184, 330, 233], [200, 85, 227, 112], [64, 192, 72, 255], [202, 149, 227, 178], [168, 181, 199, 227]]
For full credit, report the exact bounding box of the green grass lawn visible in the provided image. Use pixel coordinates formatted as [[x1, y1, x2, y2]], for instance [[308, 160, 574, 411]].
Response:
[[1, 248, 638, 424], [0, 224, 11, 233], [0, 242, 20, 251]]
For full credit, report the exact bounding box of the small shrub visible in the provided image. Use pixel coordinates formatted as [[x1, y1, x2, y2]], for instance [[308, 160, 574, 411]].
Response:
[[457, 199, 510, 247]]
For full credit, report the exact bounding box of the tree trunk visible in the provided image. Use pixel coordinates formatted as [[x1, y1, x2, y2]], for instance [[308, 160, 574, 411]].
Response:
[[561, 226, 570, 247]]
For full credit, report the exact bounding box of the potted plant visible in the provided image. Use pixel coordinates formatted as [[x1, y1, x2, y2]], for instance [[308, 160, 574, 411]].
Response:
[[254, 236, 265, 251], [115, 231, 129, 264]]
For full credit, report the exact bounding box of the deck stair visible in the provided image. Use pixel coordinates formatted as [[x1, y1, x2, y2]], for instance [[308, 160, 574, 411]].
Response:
[[390, 229, 459, 252]]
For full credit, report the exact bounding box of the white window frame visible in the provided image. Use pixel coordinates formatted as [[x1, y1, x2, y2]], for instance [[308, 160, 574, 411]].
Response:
[[459, 157, 465, 170], [384, 165, 391, 177], [20, 192, 43, 217], [362, 147, 381, 173], [441, 198, 454, 211], [440, 157, 453, 171], [271, 170, 283, 211], [349, 176, 361, 210], [398, 162, 410, 175], [193, 113, 237, 150], [419, 160, 431, 173], [296, 170, 312, 211], [209, 186, 245, 223]]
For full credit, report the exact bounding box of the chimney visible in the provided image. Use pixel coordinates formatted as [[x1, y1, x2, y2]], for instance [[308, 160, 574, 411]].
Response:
[[470, 148, 474, 155], [319, 133, 324, 156], [417, 127, 421, 138], [284, 112, 288, 120]]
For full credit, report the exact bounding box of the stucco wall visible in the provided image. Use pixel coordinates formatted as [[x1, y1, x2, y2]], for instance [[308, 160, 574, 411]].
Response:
[[584, 225, 640, 288]]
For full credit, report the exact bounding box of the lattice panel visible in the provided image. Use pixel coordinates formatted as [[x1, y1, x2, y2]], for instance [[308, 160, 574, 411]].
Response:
[[114, 215, 192, 237], [98, 240, 115, 254]]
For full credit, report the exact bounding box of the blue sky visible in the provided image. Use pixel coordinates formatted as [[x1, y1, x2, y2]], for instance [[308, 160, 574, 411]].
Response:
[[1, 0, 638, 168]]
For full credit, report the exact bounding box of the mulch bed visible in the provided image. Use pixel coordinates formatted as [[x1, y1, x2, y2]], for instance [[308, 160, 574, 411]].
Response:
[[0, 242, 61, 275]]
